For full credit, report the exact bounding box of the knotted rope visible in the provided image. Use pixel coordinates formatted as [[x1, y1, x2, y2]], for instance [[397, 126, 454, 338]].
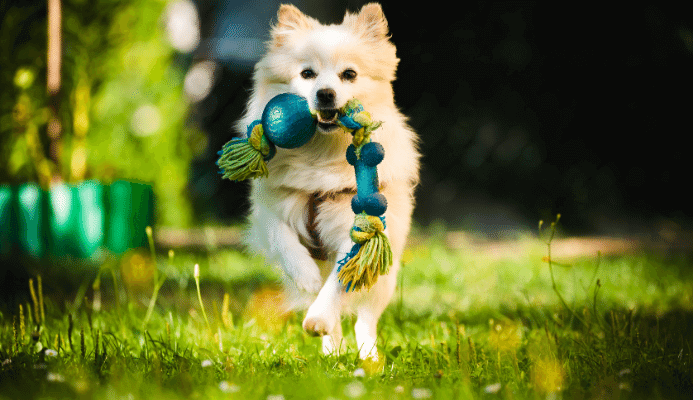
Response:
[[337, 213, 392, 292], [217, 120, 276, 181]]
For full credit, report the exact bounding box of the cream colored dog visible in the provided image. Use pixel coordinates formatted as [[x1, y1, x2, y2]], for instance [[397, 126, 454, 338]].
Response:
[[240, 3, 419, 359]]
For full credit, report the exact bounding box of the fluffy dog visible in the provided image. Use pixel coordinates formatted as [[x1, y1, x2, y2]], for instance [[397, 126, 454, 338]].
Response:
[[240, 3, 419, 359]]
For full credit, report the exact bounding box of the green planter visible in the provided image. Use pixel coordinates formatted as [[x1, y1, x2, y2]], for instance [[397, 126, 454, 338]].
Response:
[[0, 185, 14, 257], [0, 180, 154, 260]]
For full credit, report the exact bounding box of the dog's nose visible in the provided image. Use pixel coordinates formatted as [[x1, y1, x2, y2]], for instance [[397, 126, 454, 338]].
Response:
[[316, 88, 336, 107]]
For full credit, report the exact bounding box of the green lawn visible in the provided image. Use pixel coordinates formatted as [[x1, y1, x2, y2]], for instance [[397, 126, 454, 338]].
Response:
[[0, 225, 692, 399]]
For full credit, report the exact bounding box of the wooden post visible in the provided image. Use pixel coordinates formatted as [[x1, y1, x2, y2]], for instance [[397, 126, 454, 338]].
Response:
[[47, 0, 62, 180]]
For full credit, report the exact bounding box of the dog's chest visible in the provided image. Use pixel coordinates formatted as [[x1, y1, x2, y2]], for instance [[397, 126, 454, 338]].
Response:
[[299, 188, 358, 260], [302, 192, 329, 260], [267, 156, 355, 194]]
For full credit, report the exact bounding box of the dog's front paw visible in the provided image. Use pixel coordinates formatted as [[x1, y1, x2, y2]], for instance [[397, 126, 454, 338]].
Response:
[[302, 314, 329, 336], [303, 296, 340, 337], [303, 312, 339, 337]]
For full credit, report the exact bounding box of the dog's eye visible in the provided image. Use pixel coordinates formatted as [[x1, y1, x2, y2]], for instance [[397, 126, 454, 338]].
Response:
[[341, 69, 357, 81], [301, 69, 317, 79]]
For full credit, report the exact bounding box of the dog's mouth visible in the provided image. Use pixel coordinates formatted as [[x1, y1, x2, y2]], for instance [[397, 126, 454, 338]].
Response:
[[316, 109, 339, 132]]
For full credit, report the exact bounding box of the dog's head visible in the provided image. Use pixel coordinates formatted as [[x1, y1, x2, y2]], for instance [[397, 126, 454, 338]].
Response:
[[256, 3, 399, 133]]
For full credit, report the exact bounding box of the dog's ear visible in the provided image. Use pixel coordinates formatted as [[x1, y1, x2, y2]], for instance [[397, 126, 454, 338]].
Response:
[[272, 4, 312, 47], [345, 3, 389, 41]]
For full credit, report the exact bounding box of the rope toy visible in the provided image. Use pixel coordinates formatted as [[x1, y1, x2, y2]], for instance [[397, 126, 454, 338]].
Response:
[[217, 93, 391, 292]]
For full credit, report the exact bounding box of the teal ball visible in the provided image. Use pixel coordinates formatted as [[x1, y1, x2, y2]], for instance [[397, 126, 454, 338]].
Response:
[[359, 142, 384, 167], [262, 93, 317, 149], [362, 193, 388, 216], [351, 195, 362, 214], [346, 144, 358, 165], [351, 193, 388, 216]]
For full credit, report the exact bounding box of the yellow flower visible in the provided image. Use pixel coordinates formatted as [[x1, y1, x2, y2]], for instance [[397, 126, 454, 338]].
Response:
[[361, 353, 385, 375], [532, 357, 565, 394], [244, 287, 290, 333]]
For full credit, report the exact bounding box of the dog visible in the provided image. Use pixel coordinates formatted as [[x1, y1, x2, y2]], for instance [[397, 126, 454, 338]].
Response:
[[239, 3, 419, 359]]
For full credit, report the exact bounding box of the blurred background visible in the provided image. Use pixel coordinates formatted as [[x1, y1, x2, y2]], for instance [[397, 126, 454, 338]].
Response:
[[0, 0, 691, 251]]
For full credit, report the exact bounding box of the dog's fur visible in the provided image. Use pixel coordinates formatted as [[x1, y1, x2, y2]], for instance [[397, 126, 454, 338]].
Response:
[[240, 3, 419, 359]]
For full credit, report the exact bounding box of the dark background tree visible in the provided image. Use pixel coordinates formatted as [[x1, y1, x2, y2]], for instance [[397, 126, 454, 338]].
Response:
[[189, 1, 691, 237]]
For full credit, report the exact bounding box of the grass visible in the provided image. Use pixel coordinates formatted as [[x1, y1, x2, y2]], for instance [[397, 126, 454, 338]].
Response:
[[0, 221, 692, 399]]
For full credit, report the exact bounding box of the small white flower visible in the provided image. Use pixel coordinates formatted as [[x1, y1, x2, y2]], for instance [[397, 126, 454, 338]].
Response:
[[45, 349, 58, 357], [194, 263, 200, 279], [219, 381, 240, 393], [484, 383, 502, 394], [395, 385, 405, 394], [344, 381, 366, 398], [412, 388, 432, 399], [1, 359, 11, 366], [618, 368, 631, 377], [46, 372, 65, 382], [267, 395, 285, 400], [201, 359, 213, 368], [353, 368, 366, 378]]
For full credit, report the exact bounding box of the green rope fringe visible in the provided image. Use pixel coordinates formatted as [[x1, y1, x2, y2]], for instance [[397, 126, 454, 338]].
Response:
[[337, 214, 393, 291], [217, 124, 272, 182]]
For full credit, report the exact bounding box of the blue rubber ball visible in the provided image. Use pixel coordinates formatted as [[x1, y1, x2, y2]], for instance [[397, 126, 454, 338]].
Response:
[[351, 193, 388, 216], [262, 93, 317, 149], [346, 144, 358, 166], [351, 195, 363, 214], [362, 192, 388, 216], [359, 142, 384, 167]]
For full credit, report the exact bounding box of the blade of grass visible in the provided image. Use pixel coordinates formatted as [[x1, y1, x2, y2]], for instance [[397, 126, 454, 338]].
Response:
[[143, 227, 166, 330], [543, 215, 590, 330], [194, 263, 210, 331]]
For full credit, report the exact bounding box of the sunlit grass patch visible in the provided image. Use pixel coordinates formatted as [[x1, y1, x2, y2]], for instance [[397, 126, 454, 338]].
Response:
[[0, 225, 692, 399], [400, 232, 691, 317]]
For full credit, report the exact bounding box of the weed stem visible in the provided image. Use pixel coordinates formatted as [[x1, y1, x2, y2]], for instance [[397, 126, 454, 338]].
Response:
[[194, 264, 211, 331], [544, 215, 589, 330]]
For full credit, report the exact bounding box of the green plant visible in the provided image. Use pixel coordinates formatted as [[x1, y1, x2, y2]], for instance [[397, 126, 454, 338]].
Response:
[[0, 0, 202, 227]]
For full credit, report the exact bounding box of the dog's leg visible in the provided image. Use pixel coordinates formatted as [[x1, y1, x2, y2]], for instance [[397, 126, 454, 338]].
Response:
[[321, 320, 343, 355], [302, 241, 352, 354], [354, 261, 399, 360], [354, 210, 409, 359], [303, 269, 342, 354], [248, 203, 323, 294], [352, 182, 414, 359]]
